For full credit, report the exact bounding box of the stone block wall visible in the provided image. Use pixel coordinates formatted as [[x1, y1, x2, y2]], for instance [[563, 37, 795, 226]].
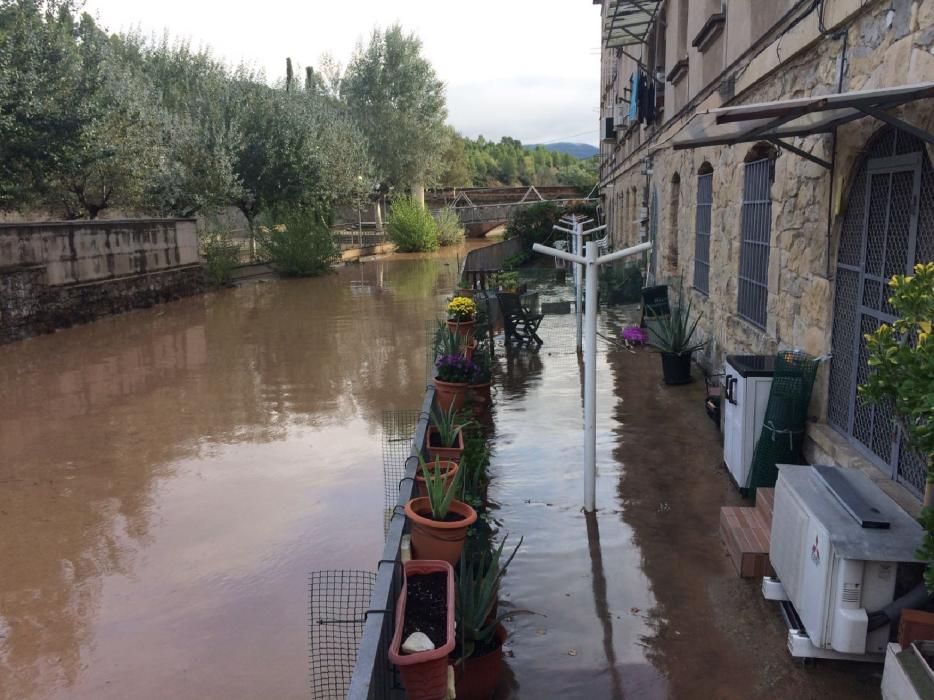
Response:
[[0, 219, 205, 344]]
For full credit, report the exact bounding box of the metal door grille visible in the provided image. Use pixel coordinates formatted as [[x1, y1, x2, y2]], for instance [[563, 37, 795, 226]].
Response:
[[648, 186, 659, 284], [828, 127, 933, 496], [694, 172, 713, 295], [737, 158, 774, 328]]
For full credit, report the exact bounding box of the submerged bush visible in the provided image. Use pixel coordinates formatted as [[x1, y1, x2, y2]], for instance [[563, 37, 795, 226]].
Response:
[[387, 196, 439, 252], [200, 231, 241, 287], [504, 201, 560, 252], [434, 207, 465, 246], [256, 210, 338, 277], [599, 263, 643, 305]]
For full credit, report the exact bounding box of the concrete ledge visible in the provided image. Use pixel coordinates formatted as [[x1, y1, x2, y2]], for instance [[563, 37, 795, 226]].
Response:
[[806, 421, 921, 518], [340, 242, 396, 262]]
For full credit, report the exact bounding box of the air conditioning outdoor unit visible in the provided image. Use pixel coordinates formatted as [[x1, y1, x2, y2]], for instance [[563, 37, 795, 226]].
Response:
[[763, 464, 925, 662]]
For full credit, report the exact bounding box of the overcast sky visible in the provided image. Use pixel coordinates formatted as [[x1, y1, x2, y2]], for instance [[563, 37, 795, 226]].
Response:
[[84, 0, 603, 146]]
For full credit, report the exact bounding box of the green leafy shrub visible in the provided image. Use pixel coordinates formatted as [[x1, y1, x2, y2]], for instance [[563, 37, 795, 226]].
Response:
[[256, 210, 338, 277], [434, 207, 465, 246], [859, 262, 934, 588], [387, 196, 440, 252], [504, 201, 560, 252], [200, 231, 241, 287], [599, 263, 643, 305]]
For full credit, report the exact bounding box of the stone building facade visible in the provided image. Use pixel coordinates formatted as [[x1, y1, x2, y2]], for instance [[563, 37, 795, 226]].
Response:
[[595, 0, 934, 507]]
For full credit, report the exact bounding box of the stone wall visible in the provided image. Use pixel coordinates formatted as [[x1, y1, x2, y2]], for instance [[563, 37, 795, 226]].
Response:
[[602, 0, 934, 427], [0, 219, 205, 344]]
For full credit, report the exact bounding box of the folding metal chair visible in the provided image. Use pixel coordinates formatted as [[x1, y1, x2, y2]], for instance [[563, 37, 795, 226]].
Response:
[[496, 292, 543, 346]]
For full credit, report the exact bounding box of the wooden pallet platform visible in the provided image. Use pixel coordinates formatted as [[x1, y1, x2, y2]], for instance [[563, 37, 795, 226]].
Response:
[[719, 488, 775, 578]]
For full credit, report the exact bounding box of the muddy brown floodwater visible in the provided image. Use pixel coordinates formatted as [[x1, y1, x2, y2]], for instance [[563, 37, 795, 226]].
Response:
[[0, 245, 480, 700], [486, 300, 880, 699]]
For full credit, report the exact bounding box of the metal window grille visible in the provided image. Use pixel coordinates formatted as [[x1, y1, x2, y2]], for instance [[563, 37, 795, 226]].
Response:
[[694, 172, 712, 295], [827, 127, 933, 497], [648, 186, 659, 284], [737, 158, 774, 328]]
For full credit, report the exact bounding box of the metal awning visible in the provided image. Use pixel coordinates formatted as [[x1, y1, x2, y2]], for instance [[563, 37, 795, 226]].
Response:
[[603, 0, 662, 49], [671, 82, 934, 169]]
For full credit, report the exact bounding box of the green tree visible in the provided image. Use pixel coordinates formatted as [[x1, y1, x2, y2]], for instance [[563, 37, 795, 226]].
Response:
[[342, 25, 447, 194], [438, 128, 471, 188]]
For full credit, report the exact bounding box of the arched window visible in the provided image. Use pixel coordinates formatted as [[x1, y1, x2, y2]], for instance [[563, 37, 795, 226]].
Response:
[[737, 144, 778, 328], [694, 163, 713, 295], [667, 173, 681, 272]]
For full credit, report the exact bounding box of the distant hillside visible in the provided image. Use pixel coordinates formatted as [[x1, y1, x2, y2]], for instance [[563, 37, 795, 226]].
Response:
[[526, 142, 599, 159]]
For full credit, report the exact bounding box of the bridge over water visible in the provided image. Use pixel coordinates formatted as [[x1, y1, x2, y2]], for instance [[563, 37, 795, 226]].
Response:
[[427, 186, 594, 237]]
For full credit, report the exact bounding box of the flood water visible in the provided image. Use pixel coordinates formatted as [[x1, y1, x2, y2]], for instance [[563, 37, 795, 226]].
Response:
[[0, 246, 476, 700]]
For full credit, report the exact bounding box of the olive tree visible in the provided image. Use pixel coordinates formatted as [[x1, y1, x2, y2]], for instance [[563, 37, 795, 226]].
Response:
[[341, 25, 447, 201]]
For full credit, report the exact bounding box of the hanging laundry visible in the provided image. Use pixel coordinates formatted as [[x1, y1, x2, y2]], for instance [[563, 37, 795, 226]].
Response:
[[637, 71, 649, 124], [644, 77, 656, 124], [628, 71, 640, 122]]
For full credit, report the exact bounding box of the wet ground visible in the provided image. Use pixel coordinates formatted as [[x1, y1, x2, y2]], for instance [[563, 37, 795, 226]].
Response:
[[485, 288, 881, 698], [0, 245, 477, 700]]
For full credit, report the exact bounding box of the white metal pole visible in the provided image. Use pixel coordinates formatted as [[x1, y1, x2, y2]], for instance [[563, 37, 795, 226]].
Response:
[[583, 240, 598, 512], [574, 218, 583, 353]]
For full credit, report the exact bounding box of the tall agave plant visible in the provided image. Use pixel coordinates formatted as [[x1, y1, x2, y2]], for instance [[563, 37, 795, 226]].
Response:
[[646, 276, 705, 355]]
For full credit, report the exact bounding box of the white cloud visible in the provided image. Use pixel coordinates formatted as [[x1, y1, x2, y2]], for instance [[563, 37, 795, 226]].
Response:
[[84, 0, 602, 145]]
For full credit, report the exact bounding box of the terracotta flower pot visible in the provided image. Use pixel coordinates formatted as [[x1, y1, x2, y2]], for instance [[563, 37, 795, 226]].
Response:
[[426, 427, 465, 464], [415, 459, 459, 499], [453, 624, 507, 700], [434, 378, 468, 413], [405, 497, 477, 565], [388, 560, 455, 700], [467, 381, 492, 418], [447, 318, 475, 343]]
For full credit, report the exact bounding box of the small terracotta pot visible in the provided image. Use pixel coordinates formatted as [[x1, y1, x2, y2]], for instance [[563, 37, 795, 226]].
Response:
[[387, 560, 455, 700], [434, 378, 468, 413], [415, 459, 459, 499], [467, 382, 492, 418], [426, 427, 465, 464], [447, 318, 475, 343], [453, 624, 507, 700], [405, 497, 477, 565]]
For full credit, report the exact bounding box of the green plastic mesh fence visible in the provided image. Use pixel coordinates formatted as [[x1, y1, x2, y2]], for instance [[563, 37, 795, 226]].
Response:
[[746, 351, 822, 496]]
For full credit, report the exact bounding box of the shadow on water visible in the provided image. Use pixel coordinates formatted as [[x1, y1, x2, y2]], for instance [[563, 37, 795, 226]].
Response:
[[0, 244, 474, 700], [584, 510, 625, 700]]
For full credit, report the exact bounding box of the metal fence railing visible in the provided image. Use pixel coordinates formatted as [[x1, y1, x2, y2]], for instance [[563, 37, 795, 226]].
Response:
[[461, 237, 525, 290], [340, 385, 434, 700]]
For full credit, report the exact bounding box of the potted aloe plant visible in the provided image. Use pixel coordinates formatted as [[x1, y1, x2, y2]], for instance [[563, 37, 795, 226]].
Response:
[[646, 277, 705, 385], [405, 458, 477, 564], [415, 456, 459, 499], [447, 296, 477, 341], [467, 342, 494, 419], [387, 559, 455, 700], [453, 537, 525, 700], [434, 354, 478, 413], [427, 404, 467, 463]]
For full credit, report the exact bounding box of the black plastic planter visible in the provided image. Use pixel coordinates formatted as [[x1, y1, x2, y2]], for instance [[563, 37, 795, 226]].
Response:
[[660, 352, 692, 385]]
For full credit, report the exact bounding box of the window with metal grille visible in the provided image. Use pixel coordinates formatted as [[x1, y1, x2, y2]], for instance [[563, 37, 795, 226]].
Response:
[[694, 168, 713, 295], [737, 158, 774, 328]]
